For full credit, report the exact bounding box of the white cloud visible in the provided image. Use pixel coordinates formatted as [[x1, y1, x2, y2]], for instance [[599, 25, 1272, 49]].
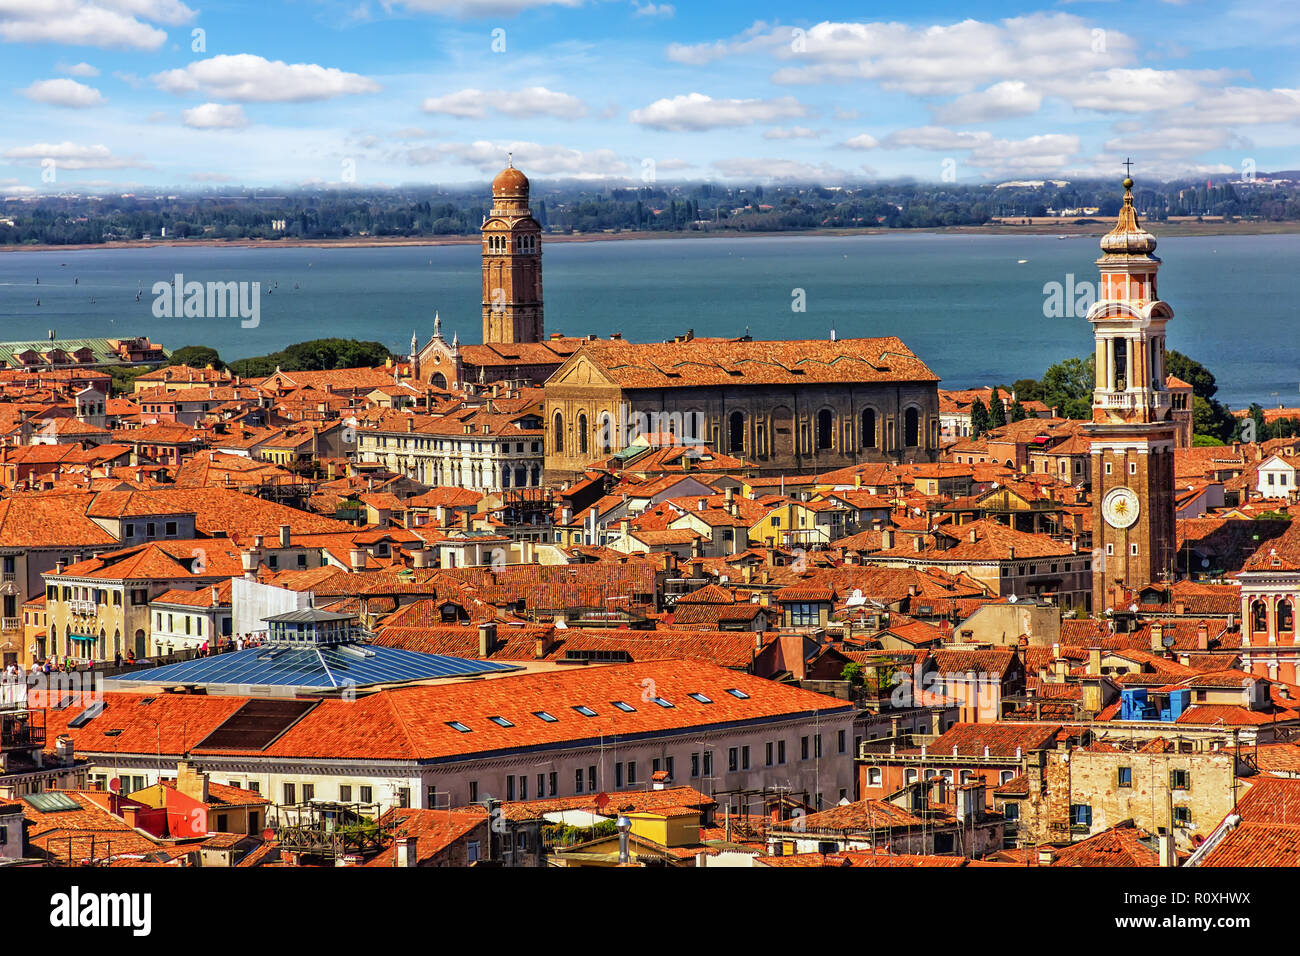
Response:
[[421, 86, 587, 119], [2, 141, 149, 169], [21, 78, 105, 107], [934, 81, 1042, 123], [764, 126, 826, 140], [665, 20, 783, 66], [710, 157, 854, 182], [1102, 127, 1234, 160], [57, 60, 100, 77], [391, 0, 582, 16], [630, 92, 811, 131], [1041, 68, 1218, 113], [182, 103, 250, 129], [881, 126, 1080, 177], [152, 54, 381, 102], [839, 133, 879, 149], [0, 0, 194, 49], [632, 1, 673, 16], [405, 139, 630, 179], [1170, 86, 1300, 126], [882, 126, 992, 150]]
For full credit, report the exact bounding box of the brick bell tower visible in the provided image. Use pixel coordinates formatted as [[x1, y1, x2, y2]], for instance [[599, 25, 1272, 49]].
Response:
[[1085, 168, 1178, 613], [481, 155, 543, 344]]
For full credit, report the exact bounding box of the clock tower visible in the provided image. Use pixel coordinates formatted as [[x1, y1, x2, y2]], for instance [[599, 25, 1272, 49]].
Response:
[[1085, 170, 1178, 613]]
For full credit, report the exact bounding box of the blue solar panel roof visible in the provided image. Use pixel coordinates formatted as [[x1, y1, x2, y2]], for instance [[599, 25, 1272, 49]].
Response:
[[112, 643, 520, 691]]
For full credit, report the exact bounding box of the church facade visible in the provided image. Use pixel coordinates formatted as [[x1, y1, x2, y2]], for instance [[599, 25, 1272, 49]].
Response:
[[543, 333, 942, 482]]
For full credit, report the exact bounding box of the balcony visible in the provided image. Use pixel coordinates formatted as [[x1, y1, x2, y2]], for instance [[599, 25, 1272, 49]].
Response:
[[67, 599, 97, 616], [0, 709, 45, 751], [1, 617, 18, 632], [2, 572, 15, 583]]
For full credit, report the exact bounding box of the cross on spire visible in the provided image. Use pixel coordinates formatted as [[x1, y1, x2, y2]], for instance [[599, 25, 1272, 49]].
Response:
[[1122, 157, 1134, 177]]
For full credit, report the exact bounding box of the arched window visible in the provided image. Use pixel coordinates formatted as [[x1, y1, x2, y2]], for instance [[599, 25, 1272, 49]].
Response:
[[431, 372, 447, 389], [553, 411, 564, 454], [599, 413, 612, 455], [1280, 599, 1295, 633], [861, 408, 876, 448], [515, 467, 526, 487], [502, 466, 511, 489], [904, 407, 920, 448], [816, 408, 834, 450], [578, 413, 589, 455], [530, 465, 540, 486], [1252, 600, 1268, 634], [728, 411, 745, 454]]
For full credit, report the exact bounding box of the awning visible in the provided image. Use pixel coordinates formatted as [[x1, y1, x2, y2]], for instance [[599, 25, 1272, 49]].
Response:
[[69, 634, 99, 643]]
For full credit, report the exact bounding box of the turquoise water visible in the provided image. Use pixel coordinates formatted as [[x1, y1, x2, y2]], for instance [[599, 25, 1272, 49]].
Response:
[[0, 232, 1294, 410]]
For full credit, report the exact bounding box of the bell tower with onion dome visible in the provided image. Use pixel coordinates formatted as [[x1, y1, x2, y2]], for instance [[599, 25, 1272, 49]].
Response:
[[482, 155, 544, 344], [1084, 164, 1178, 613]]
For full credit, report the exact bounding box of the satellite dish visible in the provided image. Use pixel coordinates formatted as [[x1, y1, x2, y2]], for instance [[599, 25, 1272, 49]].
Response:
[[1162, 634, 1176, 648], [1129, 604, 1139, 613], [1008, 594, 1018, 604], [262, 828, 275, 841], [109, 777, 121, 793], [1201, 558, 1210, 568]]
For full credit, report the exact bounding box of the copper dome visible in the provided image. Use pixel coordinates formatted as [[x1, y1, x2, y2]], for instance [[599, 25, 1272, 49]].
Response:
[[492, 164, 529, 198]]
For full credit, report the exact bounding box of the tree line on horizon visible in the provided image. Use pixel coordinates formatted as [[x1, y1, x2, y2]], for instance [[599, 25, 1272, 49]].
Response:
[[5, 176, 1300, 246]]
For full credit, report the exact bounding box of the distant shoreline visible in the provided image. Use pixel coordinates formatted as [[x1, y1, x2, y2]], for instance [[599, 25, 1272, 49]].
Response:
[[3, 219, 1300, 254]]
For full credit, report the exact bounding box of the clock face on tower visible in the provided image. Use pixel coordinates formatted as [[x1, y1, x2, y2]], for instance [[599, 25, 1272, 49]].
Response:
[[1102, 486, 1141, 529]]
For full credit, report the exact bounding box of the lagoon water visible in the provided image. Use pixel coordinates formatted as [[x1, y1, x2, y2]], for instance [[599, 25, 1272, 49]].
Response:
[[0, 232, 1295, 410]]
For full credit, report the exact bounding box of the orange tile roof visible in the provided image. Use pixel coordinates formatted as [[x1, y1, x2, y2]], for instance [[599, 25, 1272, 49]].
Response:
[[572, 336, 939, 389]]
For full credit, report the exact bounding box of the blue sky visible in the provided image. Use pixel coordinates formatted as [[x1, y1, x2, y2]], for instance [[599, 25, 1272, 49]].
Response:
[[2, 0, 1298, 193]]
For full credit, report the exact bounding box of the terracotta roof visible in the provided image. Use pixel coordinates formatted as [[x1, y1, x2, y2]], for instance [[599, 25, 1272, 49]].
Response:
[[569, 336, 939, 389]]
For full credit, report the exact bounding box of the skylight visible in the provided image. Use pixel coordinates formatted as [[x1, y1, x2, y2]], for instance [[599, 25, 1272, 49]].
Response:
[[573, 705, 598, 717], [687, 693, 713, 704], [533, 711, 558, 722], [611, 701, 636, 712], [652, 697, 674, 708], [488, 716, 514, 727], [725, 688, 750, 699], [447, 721, 472, 733]]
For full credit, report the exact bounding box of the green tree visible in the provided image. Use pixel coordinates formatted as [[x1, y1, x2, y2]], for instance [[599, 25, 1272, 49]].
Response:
[[1165, 350, 1217, 399], [970, 397, 990, 437], [988, 388, 1007, 429], [1193, 396, 1237, 444], [171, 345, 224, 369], [1040, 355, 1095, 419], [1011, 378, 1045, 403], [1008, 398, 1028, 422]]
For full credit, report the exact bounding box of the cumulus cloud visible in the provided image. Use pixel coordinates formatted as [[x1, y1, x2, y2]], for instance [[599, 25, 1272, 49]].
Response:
[[57, 60, 100, 77], [763, 126, 826, 140], [2, 141, 150, 169], [182, 103, 249, 128], [1041, 68, 1220, 113], [391, 0, 582, 16], [630, 92, 811, 131], [1102, 127, 1235, 160], [152, 54, 381, 102], [21, 78, 105, 107], [1168, 86, 1300, 127], [880, 126, 1080, 177], [933, 81, 1042, 124], [632, 1, 673, 15], [839, 133, 879, 149], [710, 157, 855, 182], [0, 0, 194, 49], [404, 139, 631, 179], [421, 86, 587, 119]]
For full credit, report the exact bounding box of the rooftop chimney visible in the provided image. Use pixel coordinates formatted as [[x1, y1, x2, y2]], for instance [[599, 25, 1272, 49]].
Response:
[[397, 835, 419, 868], [479, 622, 497, 658], [177, 760, 209, 804]]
